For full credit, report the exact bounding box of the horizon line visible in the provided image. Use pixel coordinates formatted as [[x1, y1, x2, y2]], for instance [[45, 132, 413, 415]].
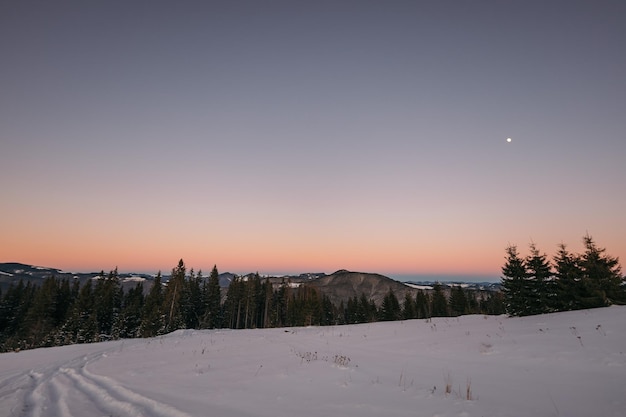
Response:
[[2, 261, 501, 283]]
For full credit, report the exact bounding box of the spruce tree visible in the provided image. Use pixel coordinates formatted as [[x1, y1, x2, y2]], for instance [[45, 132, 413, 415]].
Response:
[[449, 286, 468, 317], [272, 279, 290, 327], [23, 276, 60, 347], [223, 276, 246, 328], [345, 295, 359, 324], [261, 278, 273, 328], [380, 290, 401, 321], [525, 243, 554, 315], [321, 294, 335, 326], [202, 265, 222, 329], [480, 292, 505, 315], [115, 282, 144, 339], [0, 281, 26, 346], [415, 290, 430, 319], [578, 234, 624, 307], [243, 274, 262, 328], [501, 245, 529, 316], [553, 243, 583, 311], [359, 293, 375, 322], [182, 268, 203, 329], [93, 269, 122, 339], [430, 284, 449, 317], [63, 279, 97, 344], [163, 259, 186, 332], [141, 272, 165, 337], [402, 292, 416, 320]]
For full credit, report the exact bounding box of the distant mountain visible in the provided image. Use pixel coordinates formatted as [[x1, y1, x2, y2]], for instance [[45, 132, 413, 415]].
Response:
[[0, 263, 500, 305], [0, 263, 242, 292], [404, 280, 502, 292], [236, 272, 326, 286], [306, 269, 416, 307], [0, 262, 156, 293]]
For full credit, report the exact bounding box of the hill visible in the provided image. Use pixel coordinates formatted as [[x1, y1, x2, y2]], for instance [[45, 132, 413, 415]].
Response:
[[0, 306, 624, 417], [0, 263, 236, 293], [0, 262, 155, 294], [0, 263, 499, 308], [307, 269, 416, 306]]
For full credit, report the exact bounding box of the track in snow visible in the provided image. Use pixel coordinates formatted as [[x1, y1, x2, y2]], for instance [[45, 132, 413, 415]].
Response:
[[0, 348, 192, 417]]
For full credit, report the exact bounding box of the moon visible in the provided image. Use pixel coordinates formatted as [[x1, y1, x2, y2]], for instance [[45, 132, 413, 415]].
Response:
[[506, 137, 512, 143]]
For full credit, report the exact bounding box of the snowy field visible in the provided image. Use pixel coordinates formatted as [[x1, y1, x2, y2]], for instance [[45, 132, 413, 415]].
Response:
[[1, 306, 625, 417]]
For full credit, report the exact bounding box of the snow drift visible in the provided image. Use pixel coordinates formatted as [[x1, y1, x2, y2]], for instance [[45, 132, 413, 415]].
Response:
[[1, 306, 624, 417]]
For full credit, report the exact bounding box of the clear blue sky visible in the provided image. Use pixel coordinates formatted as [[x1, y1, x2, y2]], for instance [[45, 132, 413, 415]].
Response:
[[2, 1, 625, 281]]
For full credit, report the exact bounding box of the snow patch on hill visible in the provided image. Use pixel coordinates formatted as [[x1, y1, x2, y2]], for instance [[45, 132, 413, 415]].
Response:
[[123, 276, 147, 282], [404, 282, 433, 290]]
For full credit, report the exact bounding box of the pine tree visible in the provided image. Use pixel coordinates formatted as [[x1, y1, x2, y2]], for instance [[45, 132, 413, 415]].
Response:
[[261, 278, 273, 328], [321, 294, 335, 325], [163, 259, 186, 332], [62, 279, 98, 344], [114, 282, 144, 339], [202, 265, 222, 329], [553, 243, 584, 311], [271, 279, 290, 328], [223, 276, 247, 329], [525, 243, 554, 315], [359, 294, 376, 323], [289, 285, 322, 327], [141, 272, 165, 337], [415, 290, 430, 319], [480, 292, 505, 315], [578, 234, 624, 307], [93, 269, 123, 340], [23, 276, 61, 348], [243, 274, 261, 329], [345, 296, 359, 324], [430, 284, 449, 317], [466, 290, 480, 314], [449, 286, 468, 317], [182, 268, 203, 329], [402, 292, 416, 320], [253, 275, 269, 328], [0, 281, 29, 347], [54, 279, 73, 328], [501, 245, 529, 316], [380, 290, 401, 321]]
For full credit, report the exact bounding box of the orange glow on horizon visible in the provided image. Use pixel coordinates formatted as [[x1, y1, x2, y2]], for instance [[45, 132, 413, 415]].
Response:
[[3, 214, 624, 279], [0, 236, 533, 277]]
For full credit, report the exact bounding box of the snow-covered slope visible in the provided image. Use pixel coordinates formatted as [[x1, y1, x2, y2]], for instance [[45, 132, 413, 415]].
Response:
[[1, 307, 624, 417]]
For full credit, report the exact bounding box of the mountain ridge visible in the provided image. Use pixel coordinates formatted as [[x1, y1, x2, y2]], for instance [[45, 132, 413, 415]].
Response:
[[0, 262, 500, 303]]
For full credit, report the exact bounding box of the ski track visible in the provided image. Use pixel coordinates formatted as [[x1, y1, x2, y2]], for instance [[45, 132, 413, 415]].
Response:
[[1, 347, 192, 417]]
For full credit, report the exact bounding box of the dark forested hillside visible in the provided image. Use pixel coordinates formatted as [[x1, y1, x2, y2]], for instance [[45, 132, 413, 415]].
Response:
[[306, 270, 410, 306], [0, 262, 504, 352]]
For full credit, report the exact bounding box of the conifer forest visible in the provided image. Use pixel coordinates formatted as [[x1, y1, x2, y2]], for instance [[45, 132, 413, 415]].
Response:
[[1, 235, 622, 353]]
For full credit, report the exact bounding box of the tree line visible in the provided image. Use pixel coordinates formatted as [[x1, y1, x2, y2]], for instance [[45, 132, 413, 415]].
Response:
[[0, 259, 504, 352], [501, 235, 624, 316]]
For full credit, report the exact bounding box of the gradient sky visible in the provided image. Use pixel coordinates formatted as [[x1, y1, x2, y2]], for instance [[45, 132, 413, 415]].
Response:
[[2, 1, 625, 281]]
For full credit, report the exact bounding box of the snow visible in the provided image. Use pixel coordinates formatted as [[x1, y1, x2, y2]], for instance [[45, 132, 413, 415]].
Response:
[[123, 276, 146, 282], [1, 306, 625, 417], [0, 271, 13, 276], [404, 283, 433, 290]]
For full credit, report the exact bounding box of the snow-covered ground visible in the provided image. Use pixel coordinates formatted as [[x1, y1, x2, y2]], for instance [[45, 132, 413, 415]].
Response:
[[1, 306, 625, 417]]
